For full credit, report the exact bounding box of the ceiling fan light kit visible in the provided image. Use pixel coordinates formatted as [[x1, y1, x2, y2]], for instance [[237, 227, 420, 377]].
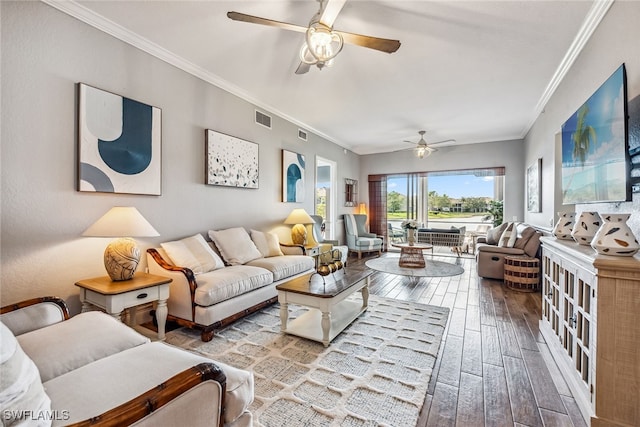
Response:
[[300, 22, 343, 69]]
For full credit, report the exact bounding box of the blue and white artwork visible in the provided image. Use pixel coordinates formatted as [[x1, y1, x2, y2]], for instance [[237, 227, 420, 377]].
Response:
[[206, 130, 259, 188], [78, 83, 162, 195], [561, 65, 628, 204], [282, 149, 305, 202]]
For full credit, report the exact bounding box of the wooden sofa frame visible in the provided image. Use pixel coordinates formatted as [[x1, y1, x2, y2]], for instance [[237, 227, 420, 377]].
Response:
[[1, 297, 227, 427]]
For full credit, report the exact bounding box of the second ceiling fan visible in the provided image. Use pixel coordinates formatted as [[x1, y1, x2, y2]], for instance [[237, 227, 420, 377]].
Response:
[[227, 0, 401, 74], [402, 131, 456, 159]]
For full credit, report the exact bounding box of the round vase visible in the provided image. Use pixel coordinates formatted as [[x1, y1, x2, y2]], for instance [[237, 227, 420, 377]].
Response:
[[571, 211, 602, 245], [591, 213, 640, 257], [407, 229, 416, 246], [553, 212, 576, 240]]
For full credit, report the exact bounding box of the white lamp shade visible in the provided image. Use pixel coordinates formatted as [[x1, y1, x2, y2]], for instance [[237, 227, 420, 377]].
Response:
[[283, 209, 315, 225], [82, 207, 159, 237]]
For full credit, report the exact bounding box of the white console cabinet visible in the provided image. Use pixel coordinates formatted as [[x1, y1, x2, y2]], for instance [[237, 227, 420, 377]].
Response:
[[540, 237, 640, 427]]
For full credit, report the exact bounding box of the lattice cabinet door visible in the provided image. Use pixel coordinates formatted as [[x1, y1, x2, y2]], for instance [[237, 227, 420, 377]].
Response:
[[574, 267, 596, 403], [541, 248, 562, 339]]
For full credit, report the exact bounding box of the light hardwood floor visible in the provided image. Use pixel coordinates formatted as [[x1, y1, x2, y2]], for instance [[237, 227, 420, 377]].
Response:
[[346, 250, 588, 427]]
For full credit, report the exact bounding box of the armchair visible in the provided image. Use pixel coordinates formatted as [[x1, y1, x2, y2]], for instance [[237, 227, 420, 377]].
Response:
[[387, 223, 405, 243], [310, 215, 338, 249], [344, 214, 383, 259]]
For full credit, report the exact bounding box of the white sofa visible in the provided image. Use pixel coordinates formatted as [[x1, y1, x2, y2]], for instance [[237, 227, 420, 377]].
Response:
[[147, 228, 315, 342], [0, 297, 254, 427]]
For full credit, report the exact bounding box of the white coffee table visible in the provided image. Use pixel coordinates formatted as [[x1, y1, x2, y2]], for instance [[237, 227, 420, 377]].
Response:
[[276, 269, 372, 347]]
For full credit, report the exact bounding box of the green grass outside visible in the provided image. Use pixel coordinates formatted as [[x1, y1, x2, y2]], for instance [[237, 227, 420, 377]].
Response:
[[387, 211, 487, 220]]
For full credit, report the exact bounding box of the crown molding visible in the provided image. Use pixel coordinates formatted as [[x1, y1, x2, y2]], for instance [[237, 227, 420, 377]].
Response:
[[40, 0, 343, 148], [521, 0, 615, 138]]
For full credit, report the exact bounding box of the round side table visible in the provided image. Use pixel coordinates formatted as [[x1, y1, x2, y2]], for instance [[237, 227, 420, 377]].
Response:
[[504, 255, 540, 292]]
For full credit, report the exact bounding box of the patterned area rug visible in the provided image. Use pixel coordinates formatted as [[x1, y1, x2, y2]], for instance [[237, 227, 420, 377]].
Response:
[[165, 296, 449, 427], [365, 255, 464, 277]]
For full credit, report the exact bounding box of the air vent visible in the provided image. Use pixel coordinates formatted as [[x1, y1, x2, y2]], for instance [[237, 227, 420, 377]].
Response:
[[255, 110, 272, 129], [298, 129, 308, 141]]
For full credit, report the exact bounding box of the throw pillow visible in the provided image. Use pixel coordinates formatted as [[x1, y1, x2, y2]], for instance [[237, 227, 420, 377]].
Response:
[[498, 222, 518, 247], [0, 322, 51, 425], [486, 222, 509, 245], [208, 227, 263, 266], [250, 230, 284, 258], [161, 234, 225, 274], [514, 226, 536, 250]]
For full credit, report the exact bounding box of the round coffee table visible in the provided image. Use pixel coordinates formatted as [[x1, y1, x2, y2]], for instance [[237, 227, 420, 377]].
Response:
[[391, 242, 434, 268]]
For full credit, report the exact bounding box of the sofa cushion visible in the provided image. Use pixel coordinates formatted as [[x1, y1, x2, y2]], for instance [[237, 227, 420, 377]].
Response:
[[486, 222, 509, 245], [0, 322, 51, 426], [524, 231, 542, 258], [246, 255, 314, 281], [17, 311, 149, 382], [498, 222, 518, 247], [354, 237, 382, 248], [209, 227, 263, 266], [250, 230, 284, 258], [44, 342, 253, 426], [194, 265, 274, 307], [514, 226, 536, 250], [161, 234, 225, 274]]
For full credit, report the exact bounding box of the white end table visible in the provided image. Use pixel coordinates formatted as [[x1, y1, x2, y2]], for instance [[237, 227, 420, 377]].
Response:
[[75, 272, 172, 340]]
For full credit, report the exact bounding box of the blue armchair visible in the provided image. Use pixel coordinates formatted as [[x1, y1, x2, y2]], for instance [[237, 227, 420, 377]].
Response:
[[344, 214, 383, 259]]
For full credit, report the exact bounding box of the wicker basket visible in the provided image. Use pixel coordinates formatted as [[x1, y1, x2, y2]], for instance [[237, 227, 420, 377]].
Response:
[[504, 255, 540, 292]]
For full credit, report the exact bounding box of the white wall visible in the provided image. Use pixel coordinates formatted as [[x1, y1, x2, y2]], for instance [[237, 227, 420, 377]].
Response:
[[524, 1, 640, 236], [360, 140, 525, 223], [0, 1, 359, 313]]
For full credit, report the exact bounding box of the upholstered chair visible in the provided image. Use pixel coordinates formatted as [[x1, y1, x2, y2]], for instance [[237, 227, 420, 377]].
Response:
[[344, 214, 383, 259]]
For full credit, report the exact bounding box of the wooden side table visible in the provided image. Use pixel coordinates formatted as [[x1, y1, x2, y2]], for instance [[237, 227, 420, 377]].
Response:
[[75, 272, 172, 340], [504, 255, 540, 292], [391, 242, 434, 268]]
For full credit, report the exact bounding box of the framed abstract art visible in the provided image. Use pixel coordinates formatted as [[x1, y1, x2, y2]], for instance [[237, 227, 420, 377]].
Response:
[[78, 83, 162, 195], [527, 158, 541, 212], [282, 149, 305, 202], [205, 130, 259, 188]]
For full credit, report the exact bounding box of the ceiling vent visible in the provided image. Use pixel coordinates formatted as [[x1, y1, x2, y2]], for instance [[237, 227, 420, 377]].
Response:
[[255, 110, 272, 129], [298, 129, 308, 141]]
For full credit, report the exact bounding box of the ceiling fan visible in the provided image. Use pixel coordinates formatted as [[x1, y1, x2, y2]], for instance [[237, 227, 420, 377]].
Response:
[[227, 0, 401, 74], [402, 131, 456, 159]]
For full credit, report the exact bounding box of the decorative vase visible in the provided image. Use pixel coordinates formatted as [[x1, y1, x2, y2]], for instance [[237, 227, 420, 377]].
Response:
[[591, 213, 640, 257], [552, 212, 576, 240], [407, 228, 416, 246], [571, 211, 601, 245]]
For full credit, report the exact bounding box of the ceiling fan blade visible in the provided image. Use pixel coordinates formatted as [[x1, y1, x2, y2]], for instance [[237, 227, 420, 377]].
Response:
[[336, 31, 401, 53], [429, 139, 456, 146], [295, 62, 311, 75], [319, 0, 346, 28], [227, 11, 307, 33]]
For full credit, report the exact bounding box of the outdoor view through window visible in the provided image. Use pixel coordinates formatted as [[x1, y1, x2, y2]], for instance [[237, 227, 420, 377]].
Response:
[[387, 171, 504, 246]]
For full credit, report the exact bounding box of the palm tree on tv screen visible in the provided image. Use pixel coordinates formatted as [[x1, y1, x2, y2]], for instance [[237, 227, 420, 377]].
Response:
[[572, 104, 597, 166]]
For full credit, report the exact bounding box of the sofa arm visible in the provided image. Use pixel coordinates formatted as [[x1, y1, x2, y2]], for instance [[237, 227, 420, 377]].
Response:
[[67, 362, 226, 427], [477, 245, 525, 256], [279, 243, 305, 255], [0, 296, 70, 336], [147, 249, 198, 323]]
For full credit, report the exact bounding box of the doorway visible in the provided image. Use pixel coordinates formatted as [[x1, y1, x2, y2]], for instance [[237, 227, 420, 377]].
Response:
[[315, 157, 337, 239]]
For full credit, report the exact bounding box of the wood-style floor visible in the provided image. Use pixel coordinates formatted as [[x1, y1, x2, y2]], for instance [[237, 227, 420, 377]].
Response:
[[346, 250, 588, 427]]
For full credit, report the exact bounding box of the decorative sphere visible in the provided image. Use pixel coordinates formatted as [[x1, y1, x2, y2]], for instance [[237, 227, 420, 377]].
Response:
[[317, 264, 331, 276]]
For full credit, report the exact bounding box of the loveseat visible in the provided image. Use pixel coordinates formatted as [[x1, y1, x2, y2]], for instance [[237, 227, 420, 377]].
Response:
[[147, 228, 315, 342], [0, 296, 254, 426], [475, 222, 542, 280]]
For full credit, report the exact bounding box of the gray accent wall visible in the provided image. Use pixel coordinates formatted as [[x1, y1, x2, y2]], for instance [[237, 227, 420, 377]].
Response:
[[0, 1, 359, 313], [524, 0, 640, 237]]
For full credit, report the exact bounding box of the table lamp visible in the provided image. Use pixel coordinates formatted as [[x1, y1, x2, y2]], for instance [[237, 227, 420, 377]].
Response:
[[82, 207, 160, 281], [284, 208, 315, 245]]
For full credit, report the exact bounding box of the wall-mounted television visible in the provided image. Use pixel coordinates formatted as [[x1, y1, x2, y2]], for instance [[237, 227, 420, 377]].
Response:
[[561, 64, 629, 204]]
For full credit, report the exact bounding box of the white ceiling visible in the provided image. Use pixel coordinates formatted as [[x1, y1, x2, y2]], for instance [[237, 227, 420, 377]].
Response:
[[51, 0, 605, 154]]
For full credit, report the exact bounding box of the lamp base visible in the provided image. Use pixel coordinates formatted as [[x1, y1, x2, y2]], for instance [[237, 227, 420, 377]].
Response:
[[104, 237, 140, 281], [291, 224, 307, 246]]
